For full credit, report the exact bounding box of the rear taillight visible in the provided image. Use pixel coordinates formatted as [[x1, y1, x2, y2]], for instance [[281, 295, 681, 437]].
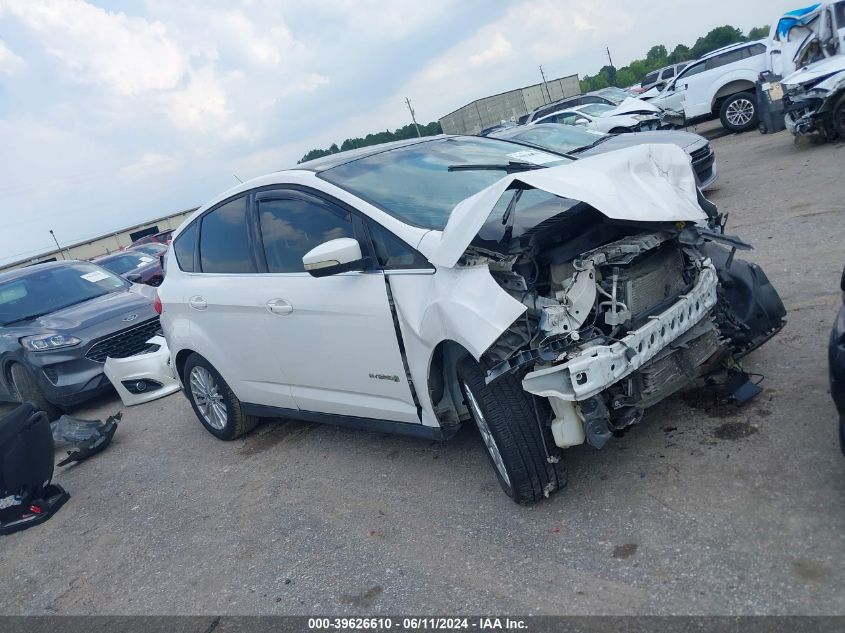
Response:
[[154, 292, 163, 315]]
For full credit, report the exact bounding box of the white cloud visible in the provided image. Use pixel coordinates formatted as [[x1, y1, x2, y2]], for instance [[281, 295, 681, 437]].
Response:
[[3, 0, 188, 96], [157, 66, 230, 133], [468, 33, 514, 67], [0, 38, 24, 75]]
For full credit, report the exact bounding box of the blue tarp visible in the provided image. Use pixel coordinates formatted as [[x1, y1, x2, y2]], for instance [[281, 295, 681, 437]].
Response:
[[776, 3, 822, 38]]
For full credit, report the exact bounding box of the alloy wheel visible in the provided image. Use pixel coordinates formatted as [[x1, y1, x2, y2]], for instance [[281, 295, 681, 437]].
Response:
[[463, 382, 511, 487], [189, 366, 227, 430], [726, 98, 755, 127]]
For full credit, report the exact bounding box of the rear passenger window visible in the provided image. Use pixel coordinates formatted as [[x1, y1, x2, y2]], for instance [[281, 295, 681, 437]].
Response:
[[642, 71, 658, 85], [746, 43, 767, 57], [258, 197, 354, 273], [705, 49, 744, 70], [680, 62, 706, 79], [662, 67, 675, 79], [199, 196, 255, 274], [173, 222, 197, 272]]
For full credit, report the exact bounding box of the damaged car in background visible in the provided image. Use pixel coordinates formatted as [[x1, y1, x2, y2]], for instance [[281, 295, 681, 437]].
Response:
[[105, 136, 786, 504], [783, 55, 845, 138]]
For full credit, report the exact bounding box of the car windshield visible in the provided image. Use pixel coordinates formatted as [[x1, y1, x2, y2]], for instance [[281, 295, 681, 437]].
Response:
[[0, 263, 127, 326], [319, 137, 570, 230], [98, 253, 154, 275], [579, 103, 615, 116], [593, 88, 629, 104], [497, 125, 609, 154]]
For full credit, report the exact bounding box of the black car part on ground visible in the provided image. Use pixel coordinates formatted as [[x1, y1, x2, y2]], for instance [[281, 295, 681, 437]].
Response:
[[53, 411, 121, 467], [0, 402, 69, 535]]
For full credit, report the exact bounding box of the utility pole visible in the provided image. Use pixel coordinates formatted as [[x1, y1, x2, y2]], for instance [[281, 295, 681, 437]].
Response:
[[539, 65, 552, 104], [49, 229, 65, 260], [606, 47, 617, 87], [405, 97, 421, 137]]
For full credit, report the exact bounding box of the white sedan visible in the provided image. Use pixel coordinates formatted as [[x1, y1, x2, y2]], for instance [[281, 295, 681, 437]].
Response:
[[531, 100, 662, 133]]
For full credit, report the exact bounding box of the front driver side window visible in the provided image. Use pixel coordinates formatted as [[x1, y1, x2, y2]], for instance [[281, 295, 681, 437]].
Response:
[[367, 222, 429, 269], [258, 197, 355, 273]]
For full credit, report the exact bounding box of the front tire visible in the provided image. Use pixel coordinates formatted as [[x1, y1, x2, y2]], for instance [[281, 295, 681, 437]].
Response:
[[829, 92, 845, 139], [456, 357, 566, 504], [183, 353, 258, 440], [720, 92, 758, 133], [10, 363, 61, 420]]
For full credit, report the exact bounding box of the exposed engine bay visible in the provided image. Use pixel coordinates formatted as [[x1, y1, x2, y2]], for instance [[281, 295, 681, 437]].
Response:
[[783, 57, 845, 139], [470, 191, 786, 451]]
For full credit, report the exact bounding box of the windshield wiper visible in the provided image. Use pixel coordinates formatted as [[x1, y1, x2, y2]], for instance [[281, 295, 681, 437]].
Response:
[[574, 136, 613, 153], [447, 161, 546, 173]]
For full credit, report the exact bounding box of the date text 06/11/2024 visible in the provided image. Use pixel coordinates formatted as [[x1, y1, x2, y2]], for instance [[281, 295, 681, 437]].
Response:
[[307, 617, 528, 630]]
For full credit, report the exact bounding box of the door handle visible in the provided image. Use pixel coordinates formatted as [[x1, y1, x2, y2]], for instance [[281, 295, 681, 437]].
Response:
[[189, 296, 207, 311], [266, 298, 293, 315]]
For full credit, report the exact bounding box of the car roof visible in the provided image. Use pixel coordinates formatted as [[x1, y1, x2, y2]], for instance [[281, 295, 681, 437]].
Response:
[[0, 259, 86, 284], [696, 39, 765, 61], [293, 136, 443, 172]]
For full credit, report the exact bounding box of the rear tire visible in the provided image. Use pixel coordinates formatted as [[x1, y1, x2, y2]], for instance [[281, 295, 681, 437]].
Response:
[[183, 353, 258, 440], [720, 92, 758, 133], [456, 357, 566, 504], [10, 363, 62, 421]]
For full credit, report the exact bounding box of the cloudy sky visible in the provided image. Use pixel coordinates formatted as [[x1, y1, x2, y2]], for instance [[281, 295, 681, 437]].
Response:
[[0, 0, 795, 265]]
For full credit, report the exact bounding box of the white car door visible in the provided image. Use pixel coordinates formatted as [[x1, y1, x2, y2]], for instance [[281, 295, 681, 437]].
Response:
[[251, 188, 422, 424], [186, 194, 297, 409]]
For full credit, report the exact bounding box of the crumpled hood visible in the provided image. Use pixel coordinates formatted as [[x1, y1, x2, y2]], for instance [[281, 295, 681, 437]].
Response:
[[606, 96, 662, 116], [783, 55, 845, 87], [430, 143, 705, 268]]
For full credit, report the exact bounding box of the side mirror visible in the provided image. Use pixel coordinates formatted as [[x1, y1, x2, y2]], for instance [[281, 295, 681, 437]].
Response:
[[303, 237, 365, 278], [574, 118, 589, 126], [125, 273, 143, 284], [655, 82, 666, 91]]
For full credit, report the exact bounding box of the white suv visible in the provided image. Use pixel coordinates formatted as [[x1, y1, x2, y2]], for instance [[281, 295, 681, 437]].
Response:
[[647, 41, 769, 132], [111, 136, 785, 504]]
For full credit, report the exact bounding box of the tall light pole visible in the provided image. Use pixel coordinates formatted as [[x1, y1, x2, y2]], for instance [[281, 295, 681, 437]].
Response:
[[49, 229, 65, 260], [405, 97, 422, 137]]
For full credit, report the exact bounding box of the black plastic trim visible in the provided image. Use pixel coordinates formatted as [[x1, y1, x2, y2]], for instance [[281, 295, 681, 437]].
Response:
[[240, 403, 457, 441]]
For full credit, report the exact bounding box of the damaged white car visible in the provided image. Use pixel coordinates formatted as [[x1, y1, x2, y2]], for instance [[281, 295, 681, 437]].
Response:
[[783, 55, 845, 138], [107, 136, 785, 504]]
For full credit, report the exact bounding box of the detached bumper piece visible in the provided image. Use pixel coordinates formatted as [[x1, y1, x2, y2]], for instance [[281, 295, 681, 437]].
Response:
[[104, 336, 181, 406], [0, 402, 70, 536], [53, 412, 120, 467]]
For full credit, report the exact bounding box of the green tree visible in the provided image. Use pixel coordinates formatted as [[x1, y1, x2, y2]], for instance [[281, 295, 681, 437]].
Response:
[[688, 25, 745, 59], [646, 45, 668, 61], [298, 121, 443, 164], [668, 44, 691, 64], [747, 25, 770, 40]]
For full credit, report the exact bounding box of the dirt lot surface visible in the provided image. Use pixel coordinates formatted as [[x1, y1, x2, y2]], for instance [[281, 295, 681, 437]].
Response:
[[2, 122, 844, 615]]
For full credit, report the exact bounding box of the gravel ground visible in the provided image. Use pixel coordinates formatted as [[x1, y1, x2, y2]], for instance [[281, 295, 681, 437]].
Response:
[[1, 122, 844, 615]]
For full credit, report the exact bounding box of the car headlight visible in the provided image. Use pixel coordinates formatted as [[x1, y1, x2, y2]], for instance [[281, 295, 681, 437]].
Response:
[[21, 334, 82, 352]]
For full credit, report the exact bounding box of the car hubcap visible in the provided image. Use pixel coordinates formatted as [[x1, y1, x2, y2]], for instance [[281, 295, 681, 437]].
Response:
[[463, 383, 511, 487], [726, 98, 754, 127], [189, 366, 227, 430]]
